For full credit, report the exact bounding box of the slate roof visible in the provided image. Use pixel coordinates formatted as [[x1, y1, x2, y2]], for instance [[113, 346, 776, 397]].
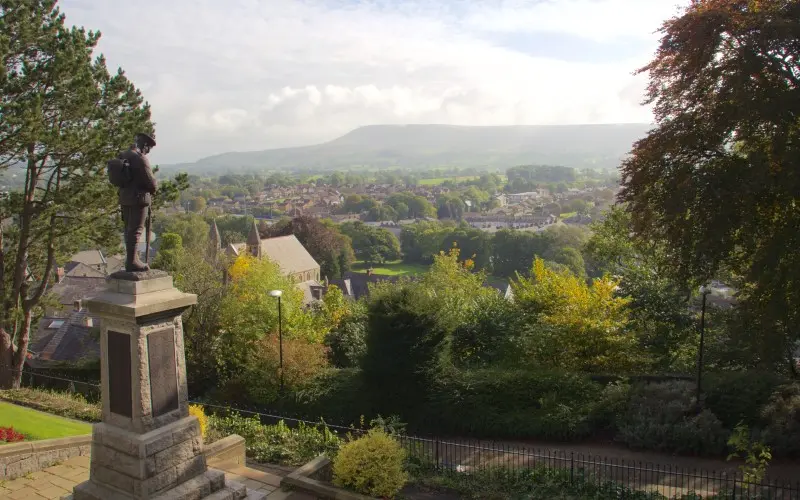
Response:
[[29, 310, 100, 366], [228, 235, 319, 276], [69, 250, 106, 267], [49, 276, 106, 308], [259, 235, 319, 275], [64, 262, 106, 278]]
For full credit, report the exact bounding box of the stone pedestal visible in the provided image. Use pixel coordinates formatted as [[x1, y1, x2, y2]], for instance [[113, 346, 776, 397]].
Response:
[[68, 271, 258, 500]]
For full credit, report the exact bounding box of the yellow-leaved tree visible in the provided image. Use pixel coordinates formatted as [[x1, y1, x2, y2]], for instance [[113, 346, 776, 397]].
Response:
[[216, 255, 328, 401], [511, 258, 638, 372]]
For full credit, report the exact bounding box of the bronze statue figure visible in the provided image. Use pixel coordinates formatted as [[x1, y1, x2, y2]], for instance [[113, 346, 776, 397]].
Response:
[[115, 132, 158, 272]]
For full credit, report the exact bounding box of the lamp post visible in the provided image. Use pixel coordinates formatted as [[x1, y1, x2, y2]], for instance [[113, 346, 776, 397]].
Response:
[[269, 289, 284, 393], [696, 284, 711, 409]]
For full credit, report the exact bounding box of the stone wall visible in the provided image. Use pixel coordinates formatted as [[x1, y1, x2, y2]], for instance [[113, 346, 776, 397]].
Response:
[[0, 435, 91, 480]]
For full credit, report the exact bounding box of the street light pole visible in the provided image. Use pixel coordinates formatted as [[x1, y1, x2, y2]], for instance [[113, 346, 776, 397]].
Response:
[[269, 290, 284, 394], [696, 284, 710, 409]]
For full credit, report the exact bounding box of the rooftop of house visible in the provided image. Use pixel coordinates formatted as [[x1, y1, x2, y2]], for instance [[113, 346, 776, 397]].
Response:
[[29, 308, 100, 366], [70, 250, 106, 267], [50, 276, 107, 308]]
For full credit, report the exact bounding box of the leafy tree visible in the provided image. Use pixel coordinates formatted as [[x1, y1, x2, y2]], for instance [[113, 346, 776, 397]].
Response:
[[585, 207, 695, 371], [491, 229, 554, 277], [340, 221, 401, 264], [436, 193, 465, 220], [0, 0, 180, 387], [393, 201, 409, 220], [511, 258, 638, 372], [188, 196, 206, 213], [324, 304, 367, 369], [386, 192, 435, 219], [152, 233, 183, 272], [437, 226, 492, 271], [217, 256, 319, 383], [159, 237, 228, 393], [267, 216, 354, 279], [619, 0, 800, 366], [365, 205, 397, 222], [551, 246, 586, 277], [399, 220, 452, 264], [153, 213, 209, 252], [362, 285, 449, 419]]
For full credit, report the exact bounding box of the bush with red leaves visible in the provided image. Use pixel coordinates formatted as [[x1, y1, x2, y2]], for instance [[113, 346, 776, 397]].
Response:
[[0, 426, 25, 443]]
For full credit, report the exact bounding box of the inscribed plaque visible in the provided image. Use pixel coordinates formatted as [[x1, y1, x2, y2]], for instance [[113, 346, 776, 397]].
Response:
[[148, 328, 179, 417], [107, 330, 132, 418]]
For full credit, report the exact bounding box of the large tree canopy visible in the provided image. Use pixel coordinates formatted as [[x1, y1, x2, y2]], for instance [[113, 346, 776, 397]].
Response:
[[619, 0, 800, 361], [0, 0, 185, 387]]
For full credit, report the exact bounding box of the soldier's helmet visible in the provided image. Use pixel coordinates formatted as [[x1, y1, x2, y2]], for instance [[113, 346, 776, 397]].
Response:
[[135, 132, 157, 149]]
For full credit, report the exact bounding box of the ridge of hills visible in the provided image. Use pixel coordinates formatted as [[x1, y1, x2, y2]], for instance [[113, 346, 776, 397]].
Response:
[[161, 123, 654, 174]]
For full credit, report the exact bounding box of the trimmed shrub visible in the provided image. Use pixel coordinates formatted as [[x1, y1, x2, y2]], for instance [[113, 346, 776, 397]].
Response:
[[616, 381, 728, 456], [704, 371, 786, 428], [760, 382, 800, 457], [332, 429, 408, 498]]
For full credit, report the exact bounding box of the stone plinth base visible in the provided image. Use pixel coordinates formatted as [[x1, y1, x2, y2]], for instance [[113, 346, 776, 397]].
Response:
[[66, 272, 265, 500], [70, 467, 257, 500], [88, 417, 204, 497]]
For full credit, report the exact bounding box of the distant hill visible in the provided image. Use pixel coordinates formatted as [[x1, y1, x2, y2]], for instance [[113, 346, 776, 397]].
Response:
[[162, 124, 653, 174]]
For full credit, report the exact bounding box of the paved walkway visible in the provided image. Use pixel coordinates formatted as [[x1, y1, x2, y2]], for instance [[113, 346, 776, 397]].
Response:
[[0, 455, 314, 500]]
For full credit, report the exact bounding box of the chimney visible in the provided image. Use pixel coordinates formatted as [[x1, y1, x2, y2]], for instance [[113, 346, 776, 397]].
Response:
[[83, 315, 93, 328], [73, 300, 82, 312]]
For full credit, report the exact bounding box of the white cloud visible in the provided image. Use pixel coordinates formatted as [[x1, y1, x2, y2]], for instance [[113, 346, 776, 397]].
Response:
[[59, 0, 689, 164]]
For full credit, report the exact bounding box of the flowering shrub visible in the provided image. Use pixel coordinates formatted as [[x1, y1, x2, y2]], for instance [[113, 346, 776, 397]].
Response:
[[189, 404, 208, 439], [0, 426, 25, 443]]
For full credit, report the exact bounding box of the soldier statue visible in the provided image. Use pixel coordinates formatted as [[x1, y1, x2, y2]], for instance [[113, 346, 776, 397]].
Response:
[[115, 132, 158, 272]]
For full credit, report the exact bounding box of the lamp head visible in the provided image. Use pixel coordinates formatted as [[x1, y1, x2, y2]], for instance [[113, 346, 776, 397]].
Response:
[[269, 290, 283, 298]]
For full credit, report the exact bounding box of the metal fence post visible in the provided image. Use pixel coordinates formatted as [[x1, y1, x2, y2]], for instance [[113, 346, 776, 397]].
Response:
[[732, 478, 736, 500], [435, 438, 440, 470], [570, 451, 574, 482]]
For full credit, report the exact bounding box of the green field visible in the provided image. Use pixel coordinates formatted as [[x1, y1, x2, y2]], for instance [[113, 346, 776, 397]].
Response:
[[351, 260, 429, 276], [0, 401, 92, 440], [559, 211, 578, 219], [418, 176, 480, 186]]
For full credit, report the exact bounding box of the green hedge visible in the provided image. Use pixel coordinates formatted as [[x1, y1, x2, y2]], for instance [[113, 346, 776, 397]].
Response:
[[425, 369, 607, 440]]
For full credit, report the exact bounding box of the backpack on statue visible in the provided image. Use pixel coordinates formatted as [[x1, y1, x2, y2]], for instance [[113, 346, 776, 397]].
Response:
[[107, 158, 131, 188]]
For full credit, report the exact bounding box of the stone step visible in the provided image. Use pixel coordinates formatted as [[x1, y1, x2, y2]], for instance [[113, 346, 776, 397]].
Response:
[[263, 489, 316, 500], [204, 489, 235, 500], [244, 489, 268, 500], [225, 479, 247, 500]]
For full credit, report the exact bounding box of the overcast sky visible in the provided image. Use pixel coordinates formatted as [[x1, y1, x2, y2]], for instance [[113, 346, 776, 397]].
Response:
[[60, 0, 688, 164]]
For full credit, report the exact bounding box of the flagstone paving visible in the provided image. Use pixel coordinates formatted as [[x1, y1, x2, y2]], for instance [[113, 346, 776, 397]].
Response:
[[0, 455, 315, 499]]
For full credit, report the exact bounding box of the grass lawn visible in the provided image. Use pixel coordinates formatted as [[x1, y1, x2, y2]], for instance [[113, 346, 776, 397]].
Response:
[[0, 401, 92, 440], [559, 211, 577, 219], [351, 260, 429, 276], [418, 176, 479, 186]]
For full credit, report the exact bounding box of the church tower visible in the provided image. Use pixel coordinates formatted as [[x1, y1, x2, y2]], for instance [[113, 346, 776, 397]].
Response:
[[208, 219, 221, 258], [247, 219, 262, 259]]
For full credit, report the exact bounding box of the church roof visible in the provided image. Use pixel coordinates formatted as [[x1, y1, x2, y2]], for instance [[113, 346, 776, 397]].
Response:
[[259, 235, 319, 275]]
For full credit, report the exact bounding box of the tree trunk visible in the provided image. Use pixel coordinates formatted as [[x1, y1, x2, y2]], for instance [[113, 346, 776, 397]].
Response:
[[9, 308, 32, 389], [0, 328, 15, 389]]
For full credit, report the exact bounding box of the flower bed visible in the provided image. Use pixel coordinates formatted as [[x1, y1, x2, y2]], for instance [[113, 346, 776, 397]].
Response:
[[0, 426, 25, 443]]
